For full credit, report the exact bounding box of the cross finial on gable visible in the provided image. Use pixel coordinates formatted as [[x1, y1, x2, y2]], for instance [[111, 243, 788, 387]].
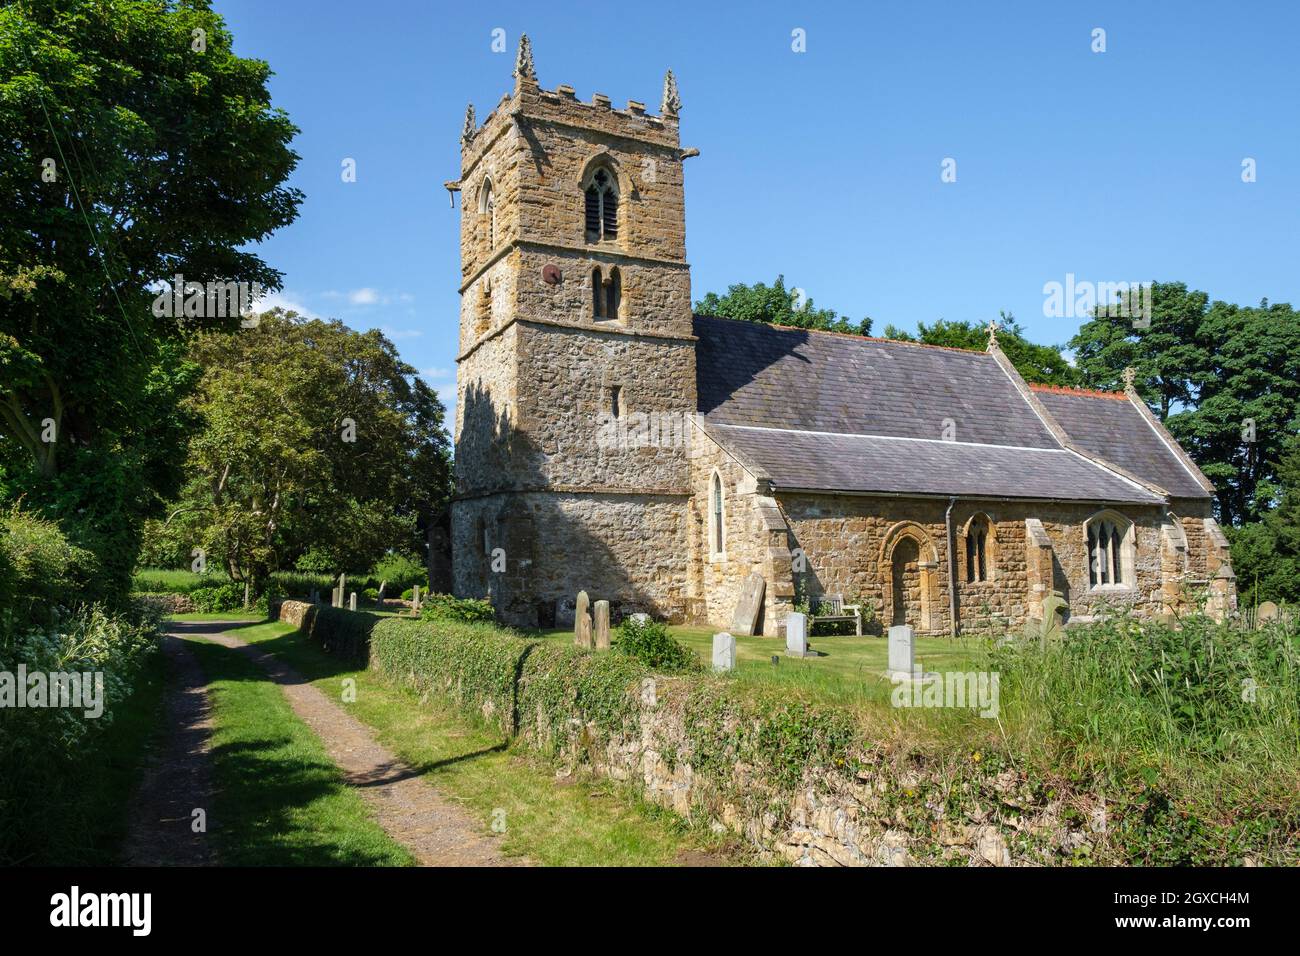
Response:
[[514, 34, 536, 82], [662, 69, 681, 116], [985, 318, 1001, 348], [1122, 366, 1137, 393], [460, 103, 476, 145]]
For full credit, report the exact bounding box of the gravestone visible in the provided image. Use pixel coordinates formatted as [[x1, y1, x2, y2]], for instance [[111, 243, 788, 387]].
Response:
[[377, 581, 386, 604], [629, 612, 650, 625], [574, 590, 593, 649], [349, 591, 357, 612], [731, 572, 766, 636], [1257, 600, 1279, 627], [1038, 592, 1068, 647], [785, 611, 816, 658], [309, 588, 320, 605], [593, 600, 611, 651], [332, 587, 342, 609], [411, 585, 421, 613], [712, 632, 736, 672], [887, 624, 915, 679]]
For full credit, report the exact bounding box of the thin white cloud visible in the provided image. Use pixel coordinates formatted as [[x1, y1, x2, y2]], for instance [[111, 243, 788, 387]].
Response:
[[349, 287, 380, 305], [252, 290, 320, 320], [381, 326, 423, 341]]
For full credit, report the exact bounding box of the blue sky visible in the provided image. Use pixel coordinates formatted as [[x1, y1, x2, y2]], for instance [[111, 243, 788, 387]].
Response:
[[217, 0, 1300, 415]]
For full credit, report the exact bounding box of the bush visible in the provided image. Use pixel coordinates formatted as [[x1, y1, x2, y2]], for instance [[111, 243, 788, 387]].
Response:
[[419, 593, 494, 624], [371, 552, 427, 593], [1, 506, 99, 633], [0, 605, 160, 864], [613, 617, 701, 672], [188, 582, 249, 613]]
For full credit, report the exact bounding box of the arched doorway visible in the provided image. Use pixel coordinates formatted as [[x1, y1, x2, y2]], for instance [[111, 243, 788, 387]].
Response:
[[891, 536, 920, 626], [879, 521, 940, 633]]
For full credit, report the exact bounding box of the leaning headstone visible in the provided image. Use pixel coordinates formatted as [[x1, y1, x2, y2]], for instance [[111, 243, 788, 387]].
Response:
[[338, 573, 346, 598], [785, 611, 815, 657], [377, 581, 387, 604], [593, 600, 611, 650], [332, 586, 342, 609], [712, 632, 736, 672], [574, 590, 593, 649], [1257, 600, 1279, 628], [887, 624, 915, 679], [348, 591, 357, 612], [731, 572, 766, 636]]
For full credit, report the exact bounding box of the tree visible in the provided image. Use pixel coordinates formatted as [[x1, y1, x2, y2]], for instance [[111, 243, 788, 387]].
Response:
[[1227, 438, 1300, 606], [147, 310, 452, 593], [0, 0, 301, 595], [694, 275, 872, 336], [1070, 284, 1300, 525], [882, 313, 1079, 386]]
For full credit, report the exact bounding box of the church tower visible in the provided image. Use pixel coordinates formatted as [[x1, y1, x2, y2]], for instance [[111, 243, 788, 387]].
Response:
[[450, 37, 698, 626]]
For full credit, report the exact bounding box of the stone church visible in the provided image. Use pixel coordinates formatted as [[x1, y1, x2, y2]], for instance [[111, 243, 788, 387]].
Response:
[[449, 39, 1236, 636]]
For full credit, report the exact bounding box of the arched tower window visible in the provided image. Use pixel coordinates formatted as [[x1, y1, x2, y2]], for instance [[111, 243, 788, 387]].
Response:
[[478, 179, 496, 250], [710, 472, 725, 556], [591, 267, 604, 318], [1086, 511, 1135, 588], [965, 514, 994, 583], [606, 267, 621, 320], [583, 167, 618, 242]]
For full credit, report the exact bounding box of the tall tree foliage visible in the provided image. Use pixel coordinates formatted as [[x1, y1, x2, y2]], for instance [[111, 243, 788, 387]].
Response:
[[145, 310, 452, 591], [1070, 284, 1300, 526], [0, 0, 301, 596], [694, 275, 873, 336], [883, 314, 1079, 386]]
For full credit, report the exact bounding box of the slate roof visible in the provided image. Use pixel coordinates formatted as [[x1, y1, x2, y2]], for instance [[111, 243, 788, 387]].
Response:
[[692, 316, 1189, 504], [705, 424, 1161, 503], [695, 315, 1058, 448], [1032, 387, 1212, 499]]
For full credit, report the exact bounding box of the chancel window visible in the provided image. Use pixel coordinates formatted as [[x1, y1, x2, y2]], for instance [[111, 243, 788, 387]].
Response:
[[966, 516, 990, 583], [1087, 512, 1133, 588], [584, 167, 618, 242]]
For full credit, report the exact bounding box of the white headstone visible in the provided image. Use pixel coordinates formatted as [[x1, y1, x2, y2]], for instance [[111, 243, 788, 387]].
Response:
[[785, 612, 813, 657], [888, 624, 915, 677], [629, 612, 651, 625], [348, 591, 357, 612], [712, 632, 736, 672]]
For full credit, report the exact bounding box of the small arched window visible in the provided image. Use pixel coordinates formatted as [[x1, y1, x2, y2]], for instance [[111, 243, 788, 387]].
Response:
[[965, 514, 992, 583], [479, 179, 496, 250], [583, 167, 618, 242], [591, 267, 604, 318], [1086, 511, 1135, 588], [711, 472, 725, 556], [606, 267, 621, 320]]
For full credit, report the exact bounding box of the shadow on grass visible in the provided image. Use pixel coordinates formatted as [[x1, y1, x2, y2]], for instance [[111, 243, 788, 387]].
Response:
[[184, 636, 411, 867]]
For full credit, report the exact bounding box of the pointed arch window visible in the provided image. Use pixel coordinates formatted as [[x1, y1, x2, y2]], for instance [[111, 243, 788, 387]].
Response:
[[478, 179, 496, 250], [1086, 511, 1135, 589], [583, 167, 618, 242], [965, 514, 993, 583], [710, 472, 725, 556]]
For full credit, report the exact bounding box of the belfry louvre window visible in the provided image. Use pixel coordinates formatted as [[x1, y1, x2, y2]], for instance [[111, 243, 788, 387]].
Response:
[[584, 168, 618, 242]]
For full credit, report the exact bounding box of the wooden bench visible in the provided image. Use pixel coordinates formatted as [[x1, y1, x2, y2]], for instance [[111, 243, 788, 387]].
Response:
[[809, 594, 863, 636]]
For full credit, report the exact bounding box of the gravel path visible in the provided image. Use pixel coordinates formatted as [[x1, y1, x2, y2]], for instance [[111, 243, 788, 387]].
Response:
[[185, 622, 525, 867], [123, 632, 218, 866]]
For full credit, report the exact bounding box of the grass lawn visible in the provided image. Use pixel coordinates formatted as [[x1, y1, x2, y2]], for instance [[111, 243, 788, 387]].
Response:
[[168, 611, 268, 623], [225, 620, 742, 866], [532, 625, 987, 709], [183, 636, 415, 866]]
